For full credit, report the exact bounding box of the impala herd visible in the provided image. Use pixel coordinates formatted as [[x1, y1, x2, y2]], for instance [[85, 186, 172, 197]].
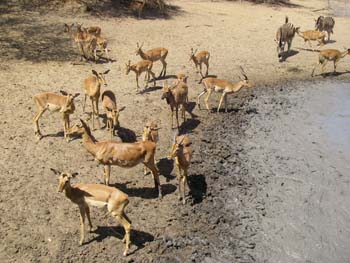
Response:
[[31, 14, 344, 256]]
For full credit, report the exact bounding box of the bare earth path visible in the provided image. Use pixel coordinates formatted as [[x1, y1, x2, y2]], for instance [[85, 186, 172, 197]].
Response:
[[1, 0, 350, 262]]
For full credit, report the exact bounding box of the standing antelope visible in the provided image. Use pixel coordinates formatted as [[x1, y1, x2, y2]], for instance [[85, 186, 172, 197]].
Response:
[[125, 60, 156, 92], [315, 16, 335, 42], [311, 48, 350, 77], [51, 169, 131, 257], [296, 28, 326, 49], [197, 67, 254, 113], [77, 23, 102, 37], [142, 120, 160, 175], [102, 90, 126, 139], [76, 119, 162, 198], [161, 80, 188, 130], [33, 91, 79, 140], [168, 134, 192, 204], [64, 23, 94, 61], [135, 42, 168, 77], [275, 17, 299, 61], [189, 48, 210, 77], [83, 69, 110, 129]]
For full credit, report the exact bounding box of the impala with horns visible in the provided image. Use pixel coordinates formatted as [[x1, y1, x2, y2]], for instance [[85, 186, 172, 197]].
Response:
[[161, 80, 188, 131], [76, 119, 162, 198], [33, 90, 79, 140], [189, 48, 210, 77], [168, 134, 192, 204], [102, 90, 125, 139], [51, 169, 131, 256], [125, 60, 156, 92], [142, 120, 161, 175], [135, 42, 168, 77], [311, 48, 350, 77], [83, 69, 110, 129], [197, 67, 254, 113]]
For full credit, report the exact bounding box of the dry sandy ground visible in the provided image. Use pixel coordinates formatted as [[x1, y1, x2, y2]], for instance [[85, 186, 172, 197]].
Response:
[[1, 0, 350, 262]]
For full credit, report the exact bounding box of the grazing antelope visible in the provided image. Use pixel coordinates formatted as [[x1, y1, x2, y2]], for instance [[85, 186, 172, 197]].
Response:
[[135, 42, 168, 77], [168, 134, 192, 204], [315, 16, 335, 42], [83, 69, 110, 129], [142, 120, 160, 175], [125, 60, 156, 92], [189, 48, 210, 77], [197, 67, 254, 113], [64, 23, 94, 61], [33, 91, 79, 140], [311, 48, 350, 77], [275, 17, 299, 61], [51, 169, 131, 257], [161, 80, 188, 130], [102, 90, 126, 138], [77, 119, 162, 198], [296, 28, 326, 49]]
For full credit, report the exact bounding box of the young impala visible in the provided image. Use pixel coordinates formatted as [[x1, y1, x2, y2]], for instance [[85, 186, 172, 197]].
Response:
[[189, 48, 210, 77], [33, 90, 79, 140], [197, 67, 254, 113], [125, 60, 156, 92], [52, 169, 131, 257], [311, 48, 350, 76]]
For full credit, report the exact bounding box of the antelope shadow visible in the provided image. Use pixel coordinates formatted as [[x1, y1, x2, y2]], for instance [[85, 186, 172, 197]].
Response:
[[85, 226, 154, 255], [112, 182, 176, 199]]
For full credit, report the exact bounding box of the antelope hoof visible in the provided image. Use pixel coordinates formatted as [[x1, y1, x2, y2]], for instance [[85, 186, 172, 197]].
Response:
[[123, 250, 128, 257], [79, 240, 84, 246]]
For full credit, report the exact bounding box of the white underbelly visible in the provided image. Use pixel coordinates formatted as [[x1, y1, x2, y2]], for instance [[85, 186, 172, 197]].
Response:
[[214, 86, 224, 92], [47, 103, 61, 112], [85, 199, 107, 208]]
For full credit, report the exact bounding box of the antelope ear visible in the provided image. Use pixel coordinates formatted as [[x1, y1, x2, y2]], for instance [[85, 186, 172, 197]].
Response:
[[71, 172, 79, 178], [50, 168, 61, 175], [92, 70, 98, 76], [60, 90, 68, 96], [73, 93, 80, 99], [103, 69, 110, 75], [118, 106, 126, 112]]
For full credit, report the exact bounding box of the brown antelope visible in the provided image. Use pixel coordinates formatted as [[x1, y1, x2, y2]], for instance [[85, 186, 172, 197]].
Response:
[[161, 80, 188, 130], [296, 28, 326, 49], [64, 23, 95, 61], [125, 60, 156, 92], [77, 23, 102, 37], [75, 23, 109, 62], [83, 69, 110, 129], [135, 42, 168, 77], [77, 119, 162, 198], [51, 169, 131, 257], [142, 120, 160, 175], [168, 134, 192, 204], [189, 48, 210, 77], [197, 67, 254, 113], [33, 91, 79, 140], [311, 48, 350, 77], [102, 90, 126, 138]]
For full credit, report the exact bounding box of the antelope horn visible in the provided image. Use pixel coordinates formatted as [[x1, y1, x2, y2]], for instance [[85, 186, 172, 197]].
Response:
[[239, 66, 248, 80], [178, 135, 185, 145]]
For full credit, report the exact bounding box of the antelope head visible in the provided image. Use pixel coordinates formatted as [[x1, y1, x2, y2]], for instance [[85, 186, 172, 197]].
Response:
[[111, 106, 126, 128], [59, 91, 80, 114], [143, 120, 160, 143], [189, 48, 198, 62], [92, 69, 110, 87], [51, 168, 78, 193], [238, 66, 254, 88], [168, 134, 185, 160], [161, 82, 171, 102], [63, 23, 74, 33], [125, 60, 132, 75], [135, 42, 144, 56]]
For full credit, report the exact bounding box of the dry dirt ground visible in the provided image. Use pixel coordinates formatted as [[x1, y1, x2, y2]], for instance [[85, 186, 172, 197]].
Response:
[[1, 0, 350, 262]]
